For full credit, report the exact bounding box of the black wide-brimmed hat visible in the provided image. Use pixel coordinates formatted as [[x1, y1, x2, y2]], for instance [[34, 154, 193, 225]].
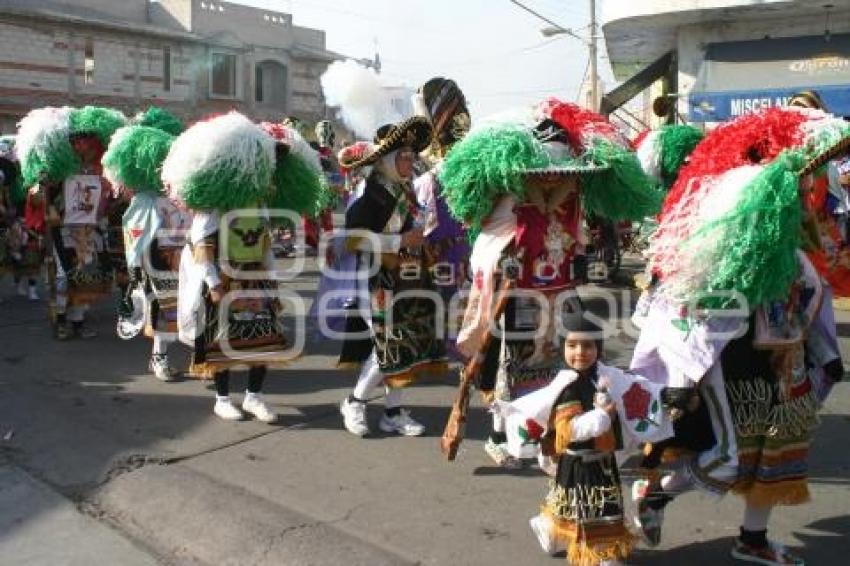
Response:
[[338, 116, 433, 170]]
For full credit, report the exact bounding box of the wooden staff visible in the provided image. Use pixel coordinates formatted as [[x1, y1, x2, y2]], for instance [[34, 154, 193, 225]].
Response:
[[441, 270, 516, 461]]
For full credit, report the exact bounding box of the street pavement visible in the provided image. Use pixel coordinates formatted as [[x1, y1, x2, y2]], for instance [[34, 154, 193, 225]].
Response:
[[0, 254, 848, 566]]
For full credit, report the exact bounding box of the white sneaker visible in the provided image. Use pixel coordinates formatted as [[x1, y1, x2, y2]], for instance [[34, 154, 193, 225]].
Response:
[[242, 392, 277, 424], [529, 514, 563, 556], [27, 285, 39, 301], [378, 409, 425, 436], [214, 397, 243, 421], [149, 354, 175, 382], [340, 398, 370, 437]]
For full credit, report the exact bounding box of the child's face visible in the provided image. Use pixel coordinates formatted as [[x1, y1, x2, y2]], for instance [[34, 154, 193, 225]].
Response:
[[563, 336, 598, 371]]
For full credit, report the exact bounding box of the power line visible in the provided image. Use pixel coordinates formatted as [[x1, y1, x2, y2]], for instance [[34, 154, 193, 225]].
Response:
[[475, 85, 574, 98], [575, 57, 590, 102], [382, 37, 567, 69], [507, 0, 588, 45]]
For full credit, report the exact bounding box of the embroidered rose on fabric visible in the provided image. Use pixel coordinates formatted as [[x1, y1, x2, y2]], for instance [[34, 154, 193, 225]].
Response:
[[517, 418, 544, 444], [622, 382, 659, 433]]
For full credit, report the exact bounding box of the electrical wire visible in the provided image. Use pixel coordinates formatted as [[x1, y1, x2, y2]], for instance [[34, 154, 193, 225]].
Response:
[[382, 37, 567, 68], [507, 0, 588, 44], [575, 57, 590, 102]]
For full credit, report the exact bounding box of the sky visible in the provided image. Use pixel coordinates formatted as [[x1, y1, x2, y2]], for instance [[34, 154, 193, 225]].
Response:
[[231, 0, 617, 119]]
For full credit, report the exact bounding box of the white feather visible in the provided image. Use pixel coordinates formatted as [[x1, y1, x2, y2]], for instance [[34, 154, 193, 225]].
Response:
[[281, 126, 322, 174], [320, 60, 405, 139], [635, 129, 663, 182], [101, 125, 134, 188], [162, 112, 275, 198], [16, 106, 72, 163]]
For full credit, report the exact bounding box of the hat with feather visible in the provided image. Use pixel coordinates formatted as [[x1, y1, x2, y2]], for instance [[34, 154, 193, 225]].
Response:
[[16, 106, 126, 188], [162, 111, 275, 211], [439, 98, 662, 237], [649, 106, 850, 308]]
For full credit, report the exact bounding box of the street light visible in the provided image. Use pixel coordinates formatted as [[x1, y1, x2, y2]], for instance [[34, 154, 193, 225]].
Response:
[[541, 25, 588, 44], [539, 21, 599, 112]]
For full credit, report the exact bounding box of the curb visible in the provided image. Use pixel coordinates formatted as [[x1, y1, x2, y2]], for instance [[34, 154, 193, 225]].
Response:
[[92, 463, 414, 566]]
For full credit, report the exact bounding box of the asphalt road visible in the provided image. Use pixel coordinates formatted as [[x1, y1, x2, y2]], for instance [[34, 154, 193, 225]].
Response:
[[0, 253, 848, 565]]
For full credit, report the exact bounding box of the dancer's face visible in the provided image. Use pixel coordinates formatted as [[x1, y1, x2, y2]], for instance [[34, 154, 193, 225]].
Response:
[[563, 335, 598, 371], [395, 147, 415, 180]]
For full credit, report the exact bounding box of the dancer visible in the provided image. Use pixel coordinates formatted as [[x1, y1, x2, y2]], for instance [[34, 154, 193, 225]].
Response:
[[168, 112, 323, 422], [497, 314, 671, 565], [102, 107, 188, 381], [16, 106, 126, 339], [439, 99, 661, 466], [338, 116, 447, 437], [631, 106, 849, 565], [0, 135, 37, 301], [303, 120, 340, 253], [412, 77, 472, 356]]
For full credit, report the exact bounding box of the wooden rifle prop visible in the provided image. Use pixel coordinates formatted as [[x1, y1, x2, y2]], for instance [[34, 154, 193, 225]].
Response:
[[440, 260, 518, 460]]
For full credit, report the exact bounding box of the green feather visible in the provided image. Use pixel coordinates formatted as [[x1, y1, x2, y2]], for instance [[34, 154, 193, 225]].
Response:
[[439, 125, 547, 236], [69, 106, 126, 145], [269, 152, 327, 220], [102, 126, 174, 194], [136, 106, 184, 136], [178, 149, 274, 211], [659, 125, 703, 190], [21, 142, 79, 188], [580, 139, 664, 221], [693, 151, 804, 307]]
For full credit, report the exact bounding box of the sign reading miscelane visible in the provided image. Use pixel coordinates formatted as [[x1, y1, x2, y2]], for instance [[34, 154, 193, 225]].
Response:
[[728, 96, 792, 116], [689, 85, 850, 122]]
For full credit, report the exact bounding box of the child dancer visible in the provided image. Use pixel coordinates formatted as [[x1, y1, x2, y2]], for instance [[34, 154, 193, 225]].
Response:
[[497, 314, 672, 565]]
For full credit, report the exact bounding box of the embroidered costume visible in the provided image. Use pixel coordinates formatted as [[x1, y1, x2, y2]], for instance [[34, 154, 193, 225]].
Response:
[[337, 116, 447, 438], [630, 106, 849, 564], [16, 106, 127, 339], [101, 107, 189, 380], [166, 112, 324, 422], [439, 98, 661, 464], [496, 354, 672, 565]]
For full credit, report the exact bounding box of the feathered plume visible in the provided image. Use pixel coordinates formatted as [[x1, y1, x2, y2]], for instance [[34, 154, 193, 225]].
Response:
[[259, 122, 327, 218], [321, 60, 406, 139], [162, 112, 275, 210], [16, 106, 78, 187], [135, 106, 184, 136], [102, 125, 175, 195]]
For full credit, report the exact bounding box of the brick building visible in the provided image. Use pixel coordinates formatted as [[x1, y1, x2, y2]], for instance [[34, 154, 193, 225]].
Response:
[[0, 0, 340, 132]]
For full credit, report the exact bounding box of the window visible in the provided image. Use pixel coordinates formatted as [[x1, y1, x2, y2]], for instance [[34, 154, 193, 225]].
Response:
[[163, 46, 171, 91], [84, 39, 94, 85], [255, 65, 264, 102], [210, 52, 236, 97]]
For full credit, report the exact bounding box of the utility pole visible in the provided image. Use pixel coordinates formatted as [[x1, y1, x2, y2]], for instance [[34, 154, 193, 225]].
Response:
[[589, 0, 599, 111]]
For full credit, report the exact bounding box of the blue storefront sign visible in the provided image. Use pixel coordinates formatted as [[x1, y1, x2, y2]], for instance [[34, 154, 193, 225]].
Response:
[[688, 34, 850, 122], [689, 84, 850, 122]]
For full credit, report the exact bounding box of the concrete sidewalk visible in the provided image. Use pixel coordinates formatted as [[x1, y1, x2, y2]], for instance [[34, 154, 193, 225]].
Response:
[[0, 462, 160, 566]]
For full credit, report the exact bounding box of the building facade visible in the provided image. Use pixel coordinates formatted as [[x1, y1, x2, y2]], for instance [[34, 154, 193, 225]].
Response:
[[602, 0, 850, 122], [0, 0, 339, 132]]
